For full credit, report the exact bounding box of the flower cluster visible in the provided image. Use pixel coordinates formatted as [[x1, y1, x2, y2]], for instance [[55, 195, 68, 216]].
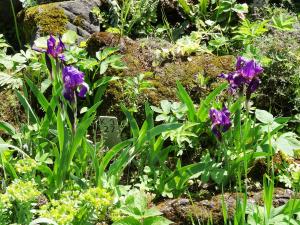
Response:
[[14, 158, 37, 174], [6, 179, 41, 203], [219, 56, 263, 97], [45, 35, 88, 102], [209, 57, 263, 140], [209, 107, 231, 140]]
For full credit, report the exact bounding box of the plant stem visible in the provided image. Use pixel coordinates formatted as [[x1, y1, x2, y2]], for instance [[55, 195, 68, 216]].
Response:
[[9, 0, 22, 49]]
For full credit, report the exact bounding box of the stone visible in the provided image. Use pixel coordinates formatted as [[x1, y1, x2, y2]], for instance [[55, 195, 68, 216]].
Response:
[[0, 89, 25, 137], [157, 188, 296, 225], [18, 0, 102, 44]]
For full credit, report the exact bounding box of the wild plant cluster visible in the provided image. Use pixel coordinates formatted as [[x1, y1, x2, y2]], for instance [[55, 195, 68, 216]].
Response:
[[0, 0, 300, 224]]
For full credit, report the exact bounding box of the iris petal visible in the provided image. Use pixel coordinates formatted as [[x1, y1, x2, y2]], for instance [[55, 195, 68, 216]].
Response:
[[209, 107, 231, 140], [62, 66, 89, 102], [78, 83, 89, 98]]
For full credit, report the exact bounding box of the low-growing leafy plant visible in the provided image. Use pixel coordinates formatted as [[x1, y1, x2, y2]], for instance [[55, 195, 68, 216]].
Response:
[[112, 190, 172, 225]]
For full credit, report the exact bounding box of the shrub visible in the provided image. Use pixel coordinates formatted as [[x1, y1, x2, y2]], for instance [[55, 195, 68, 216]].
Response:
[[252, 27, 300, 116]]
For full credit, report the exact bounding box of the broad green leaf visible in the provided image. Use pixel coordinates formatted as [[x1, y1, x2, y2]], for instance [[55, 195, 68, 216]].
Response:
[[255, 109, 274, 124], [34, 36, 48, 49], [276, 132, 300, 156], [144, 216, 173, 225], [100, 61, 109, 74], [0, 143, 29, 157], [112, 217, 141, 225], [62, 30, 78, 44], [144, 208, 162, 218]]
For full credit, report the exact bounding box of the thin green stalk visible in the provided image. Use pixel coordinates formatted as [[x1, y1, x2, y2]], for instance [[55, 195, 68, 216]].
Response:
[[9, 0, 22, 49]]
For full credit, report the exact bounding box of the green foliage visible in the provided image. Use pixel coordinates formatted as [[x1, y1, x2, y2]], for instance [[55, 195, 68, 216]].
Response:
[[151, 100, 187, 123], [246, 176, 300, 225], [271, 12, 297, 31], [251, 27, 300, 115], [39, 187, 112, 225], [101, 0, 159, 36], [120, 73, 154, 112], [112, 190, 172, 225], [178, 0, 248, 26], [0, 47, 28, 89], [233, 19, 269, 45], [19, 0, 37, 8]]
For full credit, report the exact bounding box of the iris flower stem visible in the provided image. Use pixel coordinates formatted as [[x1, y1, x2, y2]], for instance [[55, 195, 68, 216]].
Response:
[[72, 93, 78, 134]]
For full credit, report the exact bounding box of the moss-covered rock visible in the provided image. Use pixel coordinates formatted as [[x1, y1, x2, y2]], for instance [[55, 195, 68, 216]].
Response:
[[157, 188, 295, 225], [0, 89, 25, 137], [18, 0, 101, 44], [87, 32, 234, 118], [20, 3, 68, 41]]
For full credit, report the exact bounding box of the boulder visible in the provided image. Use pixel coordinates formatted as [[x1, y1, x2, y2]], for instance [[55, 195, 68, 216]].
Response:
[[0, 89, 25, 137], [157, 188, 295, 225], [86, 32, 234, 118], [18, 0, 102, 44]]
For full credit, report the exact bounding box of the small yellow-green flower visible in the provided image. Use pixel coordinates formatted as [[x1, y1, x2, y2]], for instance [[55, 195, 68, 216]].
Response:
[[15, 158, 37, 174], [6, 180, 41, 202]]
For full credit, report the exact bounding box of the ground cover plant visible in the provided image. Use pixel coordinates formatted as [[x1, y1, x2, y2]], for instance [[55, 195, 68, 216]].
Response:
[[0, 0, 300, 224]]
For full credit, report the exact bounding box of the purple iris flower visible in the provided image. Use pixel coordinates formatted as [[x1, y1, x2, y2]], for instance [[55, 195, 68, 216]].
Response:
[[62, 66, 89, 102], [209, 107, 231, 140], [219, 57, 263, 96], [47, 34, 65, 60]]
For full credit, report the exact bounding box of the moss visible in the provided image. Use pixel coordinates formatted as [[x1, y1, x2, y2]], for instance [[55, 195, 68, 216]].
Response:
[[146, 54, 235, 105], [0, 89, 25, 137], [21, 3, 67, 41], [87, 35, 234, 121], [73, 15, 85, 27]]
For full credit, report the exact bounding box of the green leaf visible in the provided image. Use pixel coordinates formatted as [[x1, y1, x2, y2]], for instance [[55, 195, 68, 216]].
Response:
[[16, 90, 39, 124], [112, 217, 141, 225], [122, 105, 140, 138], [57, 109, 65, 154], [26, 78, 51, 113], [62, 30, 78, 44], [98, 139, 133, 178], [144, 208, 162, 218], [144, 216, 173, 225], [0, 121, 16, 136], [276, 132, 300, 156], [178, 0, 191, 15], [100, 61, 109, 74], [160, 100, 171, 114], [198, 83, 228, 122], [232, 3, 248, 14], [0, 143, 29, 157], [255, 109, 274, 124], [147, 123, 182, 140], [176, 81, 196, 122], [34, 36, 48, 49], [11, 53, 27, 64]]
